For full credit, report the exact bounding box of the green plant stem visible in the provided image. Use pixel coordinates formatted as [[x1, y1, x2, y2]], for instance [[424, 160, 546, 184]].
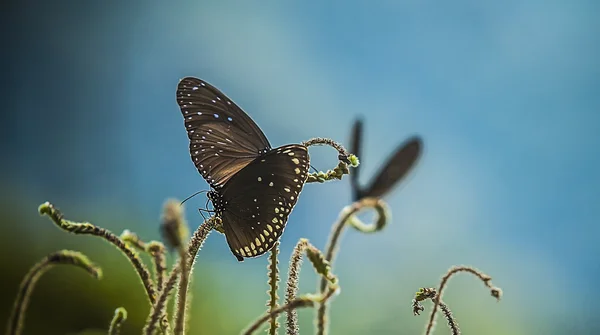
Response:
[[306, 160, 352, 183], [144, 218, 216, 335], [6, 250, 101, 335], [120, 229, 147, 250], [315, 197, 389, 335], [108, 307, 127, 335], [145, 267, 180, 335], [121, 231, 170, 334], [301, 137, 350, 158], [438, 300, 460, 335], [301, 137, 358, 184], [146, 242, 168, 299], [39, 202, 156, 304], [266, 241, 280, 335], [424, 266, 501, 335], [173, 247, 189, 335], [285, 238, 337, 335], [285, 239, 309, 335], [121, 231, 169, 295], [413, 288, 460, 335], [244, 286, 339, 335]]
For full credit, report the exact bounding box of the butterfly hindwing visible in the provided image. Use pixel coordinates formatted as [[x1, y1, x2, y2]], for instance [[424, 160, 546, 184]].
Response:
[[362, 136, 422, 199], [177, 77, 272, 188], [218, 144, 310, 260]]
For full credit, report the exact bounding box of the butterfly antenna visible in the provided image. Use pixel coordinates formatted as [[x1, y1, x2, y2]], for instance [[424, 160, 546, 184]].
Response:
[[309, 164, 319, 173], [181, 190, 208, 205]]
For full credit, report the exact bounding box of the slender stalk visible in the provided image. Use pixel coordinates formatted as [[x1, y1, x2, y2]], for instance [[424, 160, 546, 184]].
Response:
[[146, 242, 168, 298], [39, 202, 156, 304], [316, 197, 389, 335], [438, 300, 460, 335], [266, 242, 280, 335], [6, 250, 101, 335], [285, 239, 309, 335], [108, 307, 127, 335], [144, 267, 180, 335], [120, 229, 147, 250], [121, 231, 169, 297], [425, 266, 501, 335], [244, 287, 339, 335], [174, 247, 189, 335], [285, 238, 336, 335], [144, 218, 216, 335], [413, 288, 461, 335], [121, 230, 170, 334]]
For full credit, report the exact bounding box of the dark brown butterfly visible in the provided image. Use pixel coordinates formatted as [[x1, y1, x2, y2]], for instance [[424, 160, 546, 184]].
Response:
[[177, 77, 310, 261], [350, 118, 422, 200]]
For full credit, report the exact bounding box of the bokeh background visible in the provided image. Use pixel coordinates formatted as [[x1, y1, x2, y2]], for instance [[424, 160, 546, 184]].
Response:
[[2, 1, 599, 334]]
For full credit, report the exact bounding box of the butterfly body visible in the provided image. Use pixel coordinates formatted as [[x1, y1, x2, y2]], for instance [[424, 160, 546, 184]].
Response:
[[177, 77, 310, 261]]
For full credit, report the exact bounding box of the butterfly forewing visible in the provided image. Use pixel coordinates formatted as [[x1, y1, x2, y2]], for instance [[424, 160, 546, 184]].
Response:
[[177, 77, 271, 187], [218, 144, 310, 260], [350, 119, 364, 201]]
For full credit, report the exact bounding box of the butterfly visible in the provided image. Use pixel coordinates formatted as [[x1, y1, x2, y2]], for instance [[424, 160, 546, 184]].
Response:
[[349, 118, 422, 201], [176, 77, 310, 261]]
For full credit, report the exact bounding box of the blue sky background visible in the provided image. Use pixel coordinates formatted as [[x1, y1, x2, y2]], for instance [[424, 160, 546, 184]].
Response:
[[2, 1, 599, 334]]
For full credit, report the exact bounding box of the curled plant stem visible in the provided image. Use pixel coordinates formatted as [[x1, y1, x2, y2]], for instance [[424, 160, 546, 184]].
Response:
[[245, 243, 339, 335], [120, 229, 147, 251], [320, 197, 389, 289], [6, 250, 102, 335], [316, 197, 389, 335], [413, 288, 460, 335], [108, 307, 127, 335], [38, 202, 156, 304], [306, 160, 354, 184], [266, 242, 280, 335], [243, 291, 337, 335], [120, 231, 168, 296], [301, 137, 359, 183], [285, 239, 337, 335], [424, 266, 502, 335], [144, 217, 217, 335], [146, 242, 168, 296], [301, 137, 350, 159], [121, 230, 170, 334]]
